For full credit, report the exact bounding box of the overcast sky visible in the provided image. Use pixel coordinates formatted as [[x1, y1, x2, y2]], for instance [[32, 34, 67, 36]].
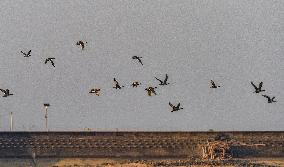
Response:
[[0, 0, 283, 131]]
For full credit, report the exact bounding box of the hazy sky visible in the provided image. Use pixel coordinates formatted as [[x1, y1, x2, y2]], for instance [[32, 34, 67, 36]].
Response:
[[0, 0, 283, 131]]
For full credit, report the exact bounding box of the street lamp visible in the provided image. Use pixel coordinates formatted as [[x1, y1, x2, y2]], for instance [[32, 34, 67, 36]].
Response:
[[10, 112, 13, 131], [43, 103, 50, 131]]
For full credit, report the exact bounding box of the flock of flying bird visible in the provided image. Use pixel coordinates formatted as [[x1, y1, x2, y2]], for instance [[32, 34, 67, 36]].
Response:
[[0, 40, 277, 114]]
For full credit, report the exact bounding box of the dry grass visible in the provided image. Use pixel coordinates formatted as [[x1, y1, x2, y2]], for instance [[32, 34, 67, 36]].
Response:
[[0, 158, 283, 167]]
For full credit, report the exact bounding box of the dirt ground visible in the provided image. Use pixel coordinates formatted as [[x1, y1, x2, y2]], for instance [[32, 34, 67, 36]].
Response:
[[0, 157, 283, 167]]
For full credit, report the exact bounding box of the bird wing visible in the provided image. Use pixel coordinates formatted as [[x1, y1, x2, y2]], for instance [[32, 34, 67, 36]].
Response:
[[155, 77, 163, 84], [259, 82, 263, 88], [211, 80, 216, 86], [164, 74, 168, 83], [28, 50, 31, 55], [272, 97, 276, 101], [81, 42, 84, 49], [0, 89, 6, 93], [51, 61, 55, 67], [138, 58, 143, 65], [169, 102, 173, 107], [132, 56, 137, 59], [177, 103, 180, 108], [44, 59, 48, 64], [251, 82, 257, 90], [21, 51, 26, 55]]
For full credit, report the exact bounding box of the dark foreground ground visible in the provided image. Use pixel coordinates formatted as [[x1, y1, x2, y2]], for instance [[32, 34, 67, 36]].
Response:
[[0, 132, 283, 166], [0, 157, 284, 167], [0, 131, 283, 158]]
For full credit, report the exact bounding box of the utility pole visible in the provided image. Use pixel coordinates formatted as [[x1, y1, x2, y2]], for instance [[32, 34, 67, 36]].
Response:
[[10, 112, 13, 131], [43, 103, 50, 131]]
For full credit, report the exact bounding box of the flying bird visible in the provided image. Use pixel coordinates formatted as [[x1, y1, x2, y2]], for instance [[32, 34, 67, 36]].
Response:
[[132, 56, 143, 66], [155, 74, 170, 85], [262, 95, 277, 103], [0, 89, 13, 97], [145, 86, 157, 96], [132, 81, 141, 88], [169, 102, 183, 112], [113, 78, 124, 89], [251, 81, 265, 93], [76, 41, 87, 50], [210, 80, 220, 88], [89, 88, 101, 96], [44, 58, 55, 67], [21, 50, 31, 57]]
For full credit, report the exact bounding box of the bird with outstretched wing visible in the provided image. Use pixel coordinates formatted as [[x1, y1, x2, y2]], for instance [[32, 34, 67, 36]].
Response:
[[251, 81, 265, 93], [210, 80, 220, 88], [262, 95, 276, 103], [155, 74, 170, 85], [21, 50, 31, 57], [132, 56, 143, 66], [0, 89, 13, 97], [45, 58, 55, 67]]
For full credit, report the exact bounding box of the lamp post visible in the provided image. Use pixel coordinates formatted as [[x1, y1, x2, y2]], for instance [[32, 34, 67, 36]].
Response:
[[43, 103, 50, 131], [10, 112, 13, 131]]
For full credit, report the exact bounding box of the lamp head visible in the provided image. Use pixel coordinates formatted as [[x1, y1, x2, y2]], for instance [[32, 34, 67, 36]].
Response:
[[44, 103, 50, 107]]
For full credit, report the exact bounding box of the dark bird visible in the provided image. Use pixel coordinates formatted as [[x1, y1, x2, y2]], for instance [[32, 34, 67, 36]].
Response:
[[113, 78, 124, 89], [0, 89, 13, 97], [21, 50, 31, 57], [89, 88, 101, 96], [132, 81, 141, 88], [76, 41, 87, 50], [145, 86, 157, 96], [155, 74, 169, 85], [44, 58, 55, 67], [262, 95, 277, 103], [132, 56, 143, 66], [169, 102, 183, 112], [251, 81, 265, 93], [210, 80, 220, 88]]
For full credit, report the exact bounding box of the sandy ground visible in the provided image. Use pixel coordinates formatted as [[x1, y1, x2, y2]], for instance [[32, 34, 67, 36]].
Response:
[[0, 158, 283, 167]]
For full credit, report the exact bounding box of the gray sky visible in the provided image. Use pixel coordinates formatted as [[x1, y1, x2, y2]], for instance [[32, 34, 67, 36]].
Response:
[[0, 0, 283, 131]]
